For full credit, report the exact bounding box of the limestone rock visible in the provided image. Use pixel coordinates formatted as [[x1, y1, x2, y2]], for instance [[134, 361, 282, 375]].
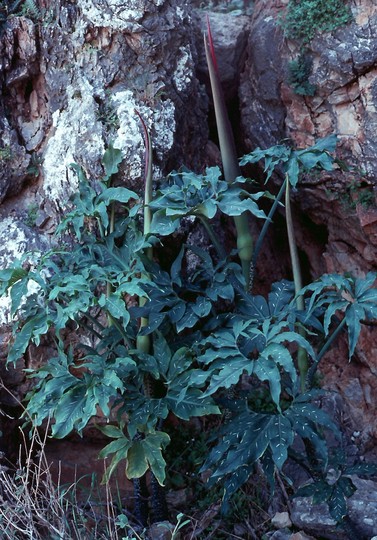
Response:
[[289, 533, 317, 540], [240, 0, 377, 274], [267, 533, 317, 540], [348, 476, 377, 539], [239, 0, 286, 150], [291, 476, 377, 540], [271, 511, 292, 529], [196, 11, 250, 99], [0, 117, 30, 203], [0, 0, 208, 221], [291, 498, 347, 540], [267, 531, 291, 540]]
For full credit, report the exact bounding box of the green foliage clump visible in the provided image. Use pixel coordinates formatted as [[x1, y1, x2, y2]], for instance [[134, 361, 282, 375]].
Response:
[[19, 0, 41, 20], [95, 91, 120, 134], [347, 179, 375, 210], [25, 203, 39, 227], [287, 53, 316, 96], [326, 175, 375, 212], [0, 145, 12, 161], [1, 132, 377, 533], [0, 0, 51, 33], [283, 0, 353, 44], [282, 1, 353, 96]]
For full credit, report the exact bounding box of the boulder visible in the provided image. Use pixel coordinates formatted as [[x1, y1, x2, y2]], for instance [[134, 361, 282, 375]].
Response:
[[291, 476, 377, 540]]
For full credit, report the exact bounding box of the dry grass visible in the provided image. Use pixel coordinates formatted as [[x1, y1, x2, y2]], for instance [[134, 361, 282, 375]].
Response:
[[0, 424, 123, 539], [0, 381, 139, 540]]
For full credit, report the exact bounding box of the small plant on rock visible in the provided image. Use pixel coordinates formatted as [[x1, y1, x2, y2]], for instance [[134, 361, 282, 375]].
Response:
[[282, 0, 353, 45], [287, 53, 316, 96]]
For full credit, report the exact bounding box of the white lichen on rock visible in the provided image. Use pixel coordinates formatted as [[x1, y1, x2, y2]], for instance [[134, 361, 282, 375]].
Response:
[[0, 217, 29, 267], [112, 90, 144, 179], [0, 217, 29, 325], [113, 89, 175, 175], [77, 0, 166, 31], [42, 76, 104, 206], [173, 45, 193, 93]]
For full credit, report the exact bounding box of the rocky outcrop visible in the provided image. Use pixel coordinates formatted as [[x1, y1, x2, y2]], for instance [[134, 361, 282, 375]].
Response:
[[291, 476, 377, 540], [240, 0, 377, 273], [0, 0, 210, 315], [0, 0, 208, 229]]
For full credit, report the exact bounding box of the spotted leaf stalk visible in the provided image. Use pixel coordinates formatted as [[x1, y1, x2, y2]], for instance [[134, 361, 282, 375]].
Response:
[[204, 17, 254, 288]]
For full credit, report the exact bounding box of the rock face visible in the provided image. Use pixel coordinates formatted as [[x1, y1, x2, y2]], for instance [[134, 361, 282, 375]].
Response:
[[240, 0, 377, 275], [239, 0, 377, 441], [291, 476, 377, 540], [0, 0, 208, 228]]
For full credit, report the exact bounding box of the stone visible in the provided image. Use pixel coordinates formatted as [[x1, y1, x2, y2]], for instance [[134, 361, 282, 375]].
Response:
[[267, 530, 291, 540], [239, 1, 286, 150], [147, 521, 178, 540], [290, 498, 347, 540], [0, 116, 30, 203], [347, 476, 377, 538], [271, 511, 292, 529], [196, 11, 250, 100], [291, 476, 377, 540], [289, 533, 317, 540]]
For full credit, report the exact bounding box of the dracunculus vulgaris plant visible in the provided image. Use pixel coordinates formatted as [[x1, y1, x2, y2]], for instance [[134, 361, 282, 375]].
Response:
[[1, 117, 377, 533], [204, 17, 254, 288], [205, 17, 307, 387], [240, 135, 338, 390], [0, 119, 222, 526]]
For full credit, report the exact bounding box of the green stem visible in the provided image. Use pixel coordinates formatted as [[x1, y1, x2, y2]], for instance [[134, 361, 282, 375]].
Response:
[[198, 215, 226, 259], [253, 177, 287, 266], [285, 178, 303, 300], [97, 217, 105, 240], [306, 317, 347, 388], [106, 202, 115, 300], [135, 111, 153, 354], [285, 177, 308, 392]]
